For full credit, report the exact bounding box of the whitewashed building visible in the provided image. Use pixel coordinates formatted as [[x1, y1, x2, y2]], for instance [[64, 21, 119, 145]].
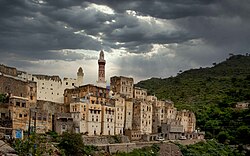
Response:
[[18, 67, 84, 103]]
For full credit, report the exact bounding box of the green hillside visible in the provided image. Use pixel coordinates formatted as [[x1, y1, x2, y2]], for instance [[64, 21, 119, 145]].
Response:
[[136, 54, 250, 145]]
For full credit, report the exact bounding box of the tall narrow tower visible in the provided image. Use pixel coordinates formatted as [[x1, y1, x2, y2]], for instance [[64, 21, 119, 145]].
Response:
[[97, 50, 106, 88], [77, 67, 84, 86]]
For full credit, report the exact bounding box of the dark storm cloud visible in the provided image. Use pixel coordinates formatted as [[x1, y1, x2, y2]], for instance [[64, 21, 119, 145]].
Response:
[[0, 0, 103, 62], [0, 0, 250, 80]]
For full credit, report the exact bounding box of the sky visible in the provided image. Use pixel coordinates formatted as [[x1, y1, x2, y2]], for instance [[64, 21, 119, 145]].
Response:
[[0, 0, 250, 84]]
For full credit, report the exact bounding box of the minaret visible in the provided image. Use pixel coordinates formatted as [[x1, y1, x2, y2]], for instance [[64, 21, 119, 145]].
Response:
[[77, 67, 84, 86], [97, 50, 106, 88]]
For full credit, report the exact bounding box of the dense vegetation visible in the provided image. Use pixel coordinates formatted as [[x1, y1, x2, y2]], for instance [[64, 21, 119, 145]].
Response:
[[136, 54, 250, 145], [177, 140, 245, 156], [13, 132, 98, 156]]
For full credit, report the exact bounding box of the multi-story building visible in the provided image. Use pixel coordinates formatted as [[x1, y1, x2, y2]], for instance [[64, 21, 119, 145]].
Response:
[[110, 76, 134, 99], [124, 99, 133, 130], [0, 64, 17, 77], [66, 84, 108, 135], [54, 113, 74, 135], [0, 96, 52, 137], [134, 87, 147, 100], [70, 97, 103, 135], [0, 72, 37, 107], [177, 110, 196, 133], [101, 102, 115, 135], [18, 67, 84, 103], [112, 96, 125, 135], [132, 100, 153, 134]]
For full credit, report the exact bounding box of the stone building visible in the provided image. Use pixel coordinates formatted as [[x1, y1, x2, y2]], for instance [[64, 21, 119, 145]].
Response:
[[0, 73, 37, 107], [64, 84, 109, 105], [150, 99, 196, 140], [2, 96, 30, 135], [177, 110, 196, 133], [0, 64, 17, 77], [0, 96, 51, 137], [101, 102, 115, 135], [134, 87, 147, 100], [70, 98, 102, 135], [54, 113, 74, 135], [112, 96, 126, 135], [70, 102, 87, 134], [124, 99, 133, 130], [66, 84, 109, 135], [110, 76, 134, 99], [132, 100, 153, 134], [18, 67, 84, 103], [236, 102, 249, 109]]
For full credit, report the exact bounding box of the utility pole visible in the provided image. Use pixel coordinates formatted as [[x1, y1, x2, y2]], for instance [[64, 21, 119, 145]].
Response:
[[28, 109, 31, 136], [34, 111, 37, 133]]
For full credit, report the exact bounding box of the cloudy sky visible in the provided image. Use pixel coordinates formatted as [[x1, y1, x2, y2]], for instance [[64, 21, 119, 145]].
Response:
[[0, 0, 250, 84]]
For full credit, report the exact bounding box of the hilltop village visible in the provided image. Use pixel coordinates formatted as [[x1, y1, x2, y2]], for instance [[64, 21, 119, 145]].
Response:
[[0, 51, 203, 142]]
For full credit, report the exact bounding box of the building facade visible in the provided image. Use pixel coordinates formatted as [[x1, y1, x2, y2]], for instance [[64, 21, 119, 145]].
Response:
[[132, 100, 153, 134], [18, 67, 84, 103], [110, 76, 134, 99]]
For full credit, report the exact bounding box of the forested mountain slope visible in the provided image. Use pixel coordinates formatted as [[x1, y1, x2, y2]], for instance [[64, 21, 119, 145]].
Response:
[[136, 54, 250, 145]]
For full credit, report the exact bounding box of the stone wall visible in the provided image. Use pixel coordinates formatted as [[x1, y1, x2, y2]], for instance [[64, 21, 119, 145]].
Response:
[[83, 135, 129, 145]]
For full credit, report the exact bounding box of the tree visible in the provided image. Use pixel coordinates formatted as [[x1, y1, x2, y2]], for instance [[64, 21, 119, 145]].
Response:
[[58, 132, 97, 156], [13, 133, 54, 156], [236, 126, 250, 144], [217, 131, 229, 144]]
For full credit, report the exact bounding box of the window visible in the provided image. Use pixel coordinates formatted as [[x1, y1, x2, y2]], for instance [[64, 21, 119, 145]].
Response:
[[24, 114, 27, 117], [22, 102, 26, 107], [1, 113, 6, 118], [66, 82, 68, 85], [72, 83, 74, 86], [62, 125, 66, 130], [16, 102, 20, 107], [30, 96, 33, 100], [19, 114, 22, 118]]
